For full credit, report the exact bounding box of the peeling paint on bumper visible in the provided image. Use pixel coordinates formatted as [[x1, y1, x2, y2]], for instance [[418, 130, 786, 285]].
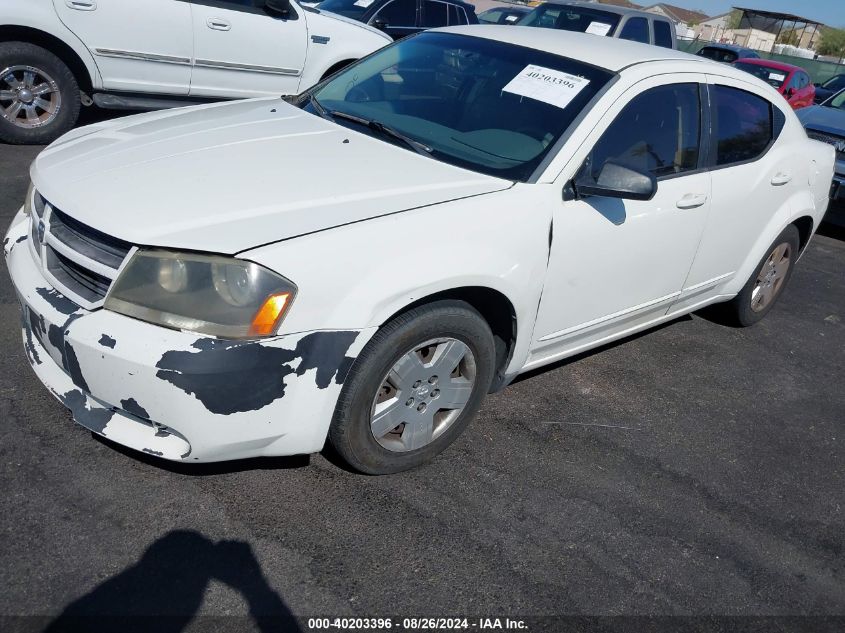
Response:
[[5, 210, 374, 463]]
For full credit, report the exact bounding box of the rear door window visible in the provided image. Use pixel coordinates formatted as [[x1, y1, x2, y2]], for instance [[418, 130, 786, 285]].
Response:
[[373, 0, 417, 27], [422, 0, 448, 27], [618, 17, 649, 44], [712, 85, 781, 166]]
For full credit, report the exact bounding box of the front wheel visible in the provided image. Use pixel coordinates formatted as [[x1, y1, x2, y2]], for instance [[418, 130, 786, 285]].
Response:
[[0, 42, 81, 145], [723, 224, 800, 327], [328, 300, 496, 474]]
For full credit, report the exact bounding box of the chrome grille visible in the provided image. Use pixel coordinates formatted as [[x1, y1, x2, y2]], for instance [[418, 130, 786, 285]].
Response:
[[48, 208, 131, 270], [29, 192, 135, 309], [46, 247, 113, 304], [806, 129, 845, 160]]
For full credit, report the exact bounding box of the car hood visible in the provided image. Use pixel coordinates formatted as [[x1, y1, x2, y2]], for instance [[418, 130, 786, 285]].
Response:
[[797, 105, 845, 137], [32, 99, 509, 254]]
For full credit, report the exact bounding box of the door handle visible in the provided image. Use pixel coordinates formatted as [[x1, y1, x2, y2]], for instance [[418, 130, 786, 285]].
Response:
[[207, 17, 231, 31], [676, 193, 708, 210], [771, 172, 792, 186], [66, 0, 96, 9]]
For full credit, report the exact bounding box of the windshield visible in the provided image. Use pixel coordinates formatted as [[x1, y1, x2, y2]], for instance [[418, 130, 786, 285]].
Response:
[[308, 32, 615, 181], [698, 47, 738, 63], [317, 0, 371, 19], [517, 4, 620, 36], [734, 62, 788, 89], [822, 75, 845, 92], [825, 90, 845, 110]]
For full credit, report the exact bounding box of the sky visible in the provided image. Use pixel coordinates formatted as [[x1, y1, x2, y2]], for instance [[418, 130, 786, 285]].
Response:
[[654, 1, 844, 27]]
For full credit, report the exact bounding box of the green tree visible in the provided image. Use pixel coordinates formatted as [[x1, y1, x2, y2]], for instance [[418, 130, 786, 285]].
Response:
[[727, 9, 742, 31], [817, 27, 845, 57]]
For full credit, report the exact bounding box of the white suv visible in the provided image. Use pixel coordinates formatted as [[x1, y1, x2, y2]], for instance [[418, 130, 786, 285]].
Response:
[[0, 0, 391, 144]]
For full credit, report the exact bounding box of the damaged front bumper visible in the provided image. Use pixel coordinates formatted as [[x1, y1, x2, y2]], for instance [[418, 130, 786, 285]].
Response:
[[4, 209, 373, 463]]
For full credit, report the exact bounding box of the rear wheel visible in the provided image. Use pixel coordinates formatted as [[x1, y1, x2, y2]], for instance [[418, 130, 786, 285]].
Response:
[[0, 42, 81, 145], [723, 224, 800, 327], [328, 301, 496, 474]]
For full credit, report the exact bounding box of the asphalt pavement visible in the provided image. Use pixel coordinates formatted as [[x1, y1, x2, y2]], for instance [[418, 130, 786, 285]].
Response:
[[1, 115, 844, 631]]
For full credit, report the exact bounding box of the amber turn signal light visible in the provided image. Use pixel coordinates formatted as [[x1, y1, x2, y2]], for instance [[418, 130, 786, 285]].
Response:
[[248, 293, 292, 336]]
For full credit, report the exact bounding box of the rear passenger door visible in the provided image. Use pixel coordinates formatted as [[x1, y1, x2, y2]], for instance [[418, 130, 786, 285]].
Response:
[[683, 79, 792, 294], [52, 0, 193, 95]]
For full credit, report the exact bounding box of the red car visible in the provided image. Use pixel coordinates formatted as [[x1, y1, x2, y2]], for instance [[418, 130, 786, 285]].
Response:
[[732, 58, 816, 110]]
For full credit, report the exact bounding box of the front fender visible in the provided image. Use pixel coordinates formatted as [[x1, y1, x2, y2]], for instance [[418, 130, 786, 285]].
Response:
[[298, 10, 391, 90], [242, 185, 553, 375]]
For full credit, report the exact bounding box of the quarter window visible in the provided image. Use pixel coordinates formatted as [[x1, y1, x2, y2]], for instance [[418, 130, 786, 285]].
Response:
[[374, 0, 416, 27], [712, 86, 779, 166], [584, 83, 701, 179], [654, 20, 673, 48], [618, 17, 649, 43]]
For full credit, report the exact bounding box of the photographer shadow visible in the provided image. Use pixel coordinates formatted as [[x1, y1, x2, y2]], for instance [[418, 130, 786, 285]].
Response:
[[43, 530, 301, 633]]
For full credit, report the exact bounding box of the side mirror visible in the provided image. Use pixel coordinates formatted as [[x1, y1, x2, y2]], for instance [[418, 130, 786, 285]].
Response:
[[786, 87, 796, 97], [574, 161, 656, 201], [263, 0, 291, 16]]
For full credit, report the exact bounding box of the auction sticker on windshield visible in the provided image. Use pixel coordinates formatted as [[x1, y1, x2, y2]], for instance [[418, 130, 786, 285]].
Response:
[[769, 72, 786, 82], [585, 21, 613, 36], [502, 65, 590, 110]]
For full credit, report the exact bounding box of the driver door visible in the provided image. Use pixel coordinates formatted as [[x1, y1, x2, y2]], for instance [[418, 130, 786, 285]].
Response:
[[530, 75, 711, 362]]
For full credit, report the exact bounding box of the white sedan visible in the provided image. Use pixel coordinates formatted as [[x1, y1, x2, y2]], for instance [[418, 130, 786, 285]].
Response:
[[4, 27, 836, 474]]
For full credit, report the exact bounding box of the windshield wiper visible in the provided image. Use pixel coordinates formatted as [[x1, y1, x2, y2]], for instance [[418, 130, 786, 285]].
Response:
[[327, 110, 433, 157], [304, 93, 332, 120]]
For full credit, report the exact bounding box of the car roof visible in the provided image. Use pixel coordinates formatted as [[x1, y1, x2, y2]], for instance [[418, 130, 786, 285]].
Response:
[[539, 1, 669, 20], [480, 5, 528, 12], [437, 26, 696, 72], [734, 58, 803, 73]]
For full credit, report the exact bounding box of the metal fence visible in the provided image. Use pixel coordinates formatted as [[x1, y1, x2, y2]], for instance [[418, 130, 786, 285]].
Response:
[[678, 38, 845, 84]]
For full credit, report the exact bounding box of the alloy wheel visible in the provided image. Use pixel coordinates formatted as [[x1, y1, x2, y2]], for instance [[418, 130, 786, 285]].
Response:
[[0, 65, 62, 129]]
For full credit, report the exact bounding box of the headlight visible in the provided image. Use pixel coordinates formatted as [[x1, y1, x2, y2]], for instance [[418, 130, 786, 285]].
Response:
[[23, 182, 34, 215], [104, 250, 297, 338], [23, 183, 45, 218]]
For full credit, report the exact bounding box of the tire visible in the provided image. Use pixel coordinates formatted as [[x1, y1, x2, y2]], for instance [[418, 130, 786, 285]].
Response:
[[723, 224, 800, 327], [328, 300, 496, 474], [0, 42, 81, 145]]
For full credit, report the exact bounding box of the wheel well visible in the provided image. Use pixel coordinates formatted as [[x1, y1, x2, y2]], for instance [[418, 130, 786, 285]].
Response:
[[382, 287, 517, 392], [0, 26, 93, 93], [320, 59, 355, 81], [792, 216, 814, 254]]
